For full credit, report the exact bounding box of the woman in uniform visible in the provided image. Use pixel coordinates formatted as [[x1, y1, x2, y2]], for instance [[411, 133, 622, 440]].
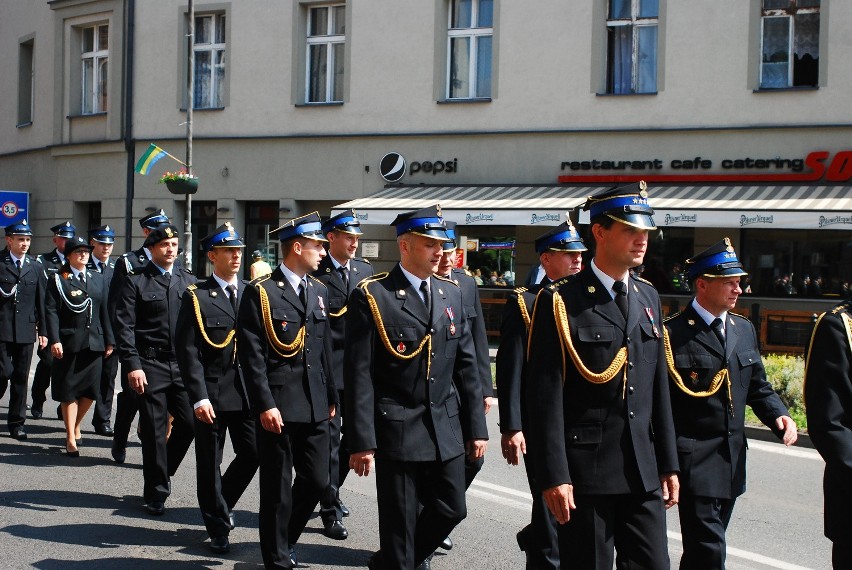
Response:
[[45, 236, 114, 456]]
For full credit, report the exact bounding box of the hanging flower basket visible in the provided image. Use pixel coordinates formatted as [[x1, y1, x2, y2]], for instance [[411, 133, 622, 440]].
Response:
[[159, 170, 199, 195]]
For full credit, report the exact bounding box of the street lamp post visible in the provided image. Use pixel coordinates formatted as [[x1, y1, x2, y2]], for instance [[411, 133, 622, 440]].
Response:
[[184, 0, 194, 270]]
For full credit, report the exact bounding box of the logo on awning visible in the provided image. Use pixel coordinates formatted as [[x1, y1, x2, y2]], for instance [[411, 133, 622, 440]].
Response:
[[818, 215, 852, 227], [663, 213, 698, 225], [465, 213, 494, 223], [531, 213, 560, 224], [740, 214, 774, 226]]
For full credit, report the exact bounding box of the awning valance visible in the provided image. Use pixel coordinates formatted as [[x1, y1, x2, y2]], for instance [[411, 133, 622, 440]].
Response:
[[333, 184, 852, 229]]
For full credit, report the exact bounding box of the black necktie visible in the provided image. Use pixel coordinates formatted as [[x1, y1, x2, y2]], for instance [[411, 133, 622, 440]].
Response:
[[227, 284, 238, 312], [612, 281, 628, 319], [15, 259, 21, 273], [711, 317, 726, 350], [338, 266, 349, 289], [99, 261, 105, 273], [77, 272, 85, 284], [163, 271, 171, 281], [420, 280, 431, 314], [298, 280, 307, 308]]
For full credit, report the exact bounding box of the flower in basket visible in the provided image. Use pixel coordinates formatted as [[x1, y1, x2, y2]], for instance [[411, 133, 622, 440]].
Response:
[[158, 169, 198, 184]]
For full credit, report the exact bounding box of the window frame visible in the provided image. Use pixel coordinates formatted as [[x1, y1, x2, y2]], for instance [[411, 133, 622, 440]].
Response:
[[192, 12, 227, 109], [305, 3, 346, 104], [758, 0, 820, 90], [445, 0, 494, 101], [605, 0, 659, 95], [18, 37, 35, 127], [80, 23, 109, 115]]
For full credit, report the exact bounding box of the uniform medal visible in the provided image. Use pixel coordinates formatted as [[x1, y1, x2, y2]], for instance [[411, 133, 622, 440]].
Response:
[[318, 295, 326, 316], [645, 307, 660, 338], [396, 341, 407, 353], [446, 306, 456, 335]]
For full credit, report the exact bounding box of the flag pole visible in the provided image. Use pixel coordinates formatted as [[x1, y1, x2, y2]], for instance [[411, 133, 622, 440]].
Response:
[[185, 0, 194, 270]]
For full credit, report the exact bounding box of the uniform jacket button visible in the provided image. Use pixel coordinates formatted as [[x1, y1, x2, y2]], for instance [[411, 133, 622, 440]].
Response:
[[628, 386, 635, 394], [628, 411, 635, 419]]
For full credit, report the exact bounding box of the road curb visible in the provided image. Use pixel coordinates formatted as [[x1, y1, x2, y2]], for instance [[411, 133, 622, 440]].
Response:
[[746, 424, 813, 449]]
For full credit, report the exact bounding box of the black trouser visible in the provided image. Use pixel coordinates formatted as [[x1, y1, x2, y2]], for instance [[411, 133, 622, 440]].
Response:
[[113, 362, 139, 450], [517, 450, 560, 569], [320, 393, 350, 523], [557, 488, 670, 570], [258, 417, 329, 569], [677, 494, 736, 570], [0, 341, 34, 428], [194, 409, 258, 539], [29, 346, 52, 409], [376, 454, 467, 569], [92, 351, 119, 428], [136, 358, 194, 503]]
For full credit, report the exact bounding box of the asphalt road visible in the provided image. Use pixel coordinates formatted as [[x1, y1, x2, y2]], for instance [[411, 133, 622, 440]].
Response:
[[0, 371, 833, 569]]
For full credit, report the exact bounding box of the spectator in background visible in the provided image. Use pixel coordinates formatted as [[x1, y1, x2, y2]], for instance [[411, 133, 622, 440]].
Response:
[[249, 250, 272, 280], [502, 269, 515, 287], [809, 275, 823, 297], [775, 274, 795, 296], [669, 262, 689, 292], [473, 268, 484, 286]]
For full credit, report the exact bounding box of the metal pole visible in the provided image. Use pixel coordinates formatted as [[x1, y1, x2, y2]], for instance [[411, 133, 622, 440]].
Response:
[[185, 0, 194, 270]]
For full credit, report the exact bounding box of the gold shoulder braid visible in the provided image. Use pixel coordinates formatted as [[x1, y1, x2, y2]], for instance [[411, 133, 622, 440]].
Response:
[[254, 275, 305, 359], [186, 284, 236, 350], [526, 289, 566, 377], [552, 289, 628, 386], [514, 287, 530, 329], [663, 326, 733, 416], [361, 274, 433, 381]]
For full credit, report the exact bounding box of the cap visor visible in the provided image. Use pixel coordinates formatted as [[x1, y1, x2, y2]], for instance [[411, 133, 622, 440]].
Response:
[[606, 213, 657, 231]]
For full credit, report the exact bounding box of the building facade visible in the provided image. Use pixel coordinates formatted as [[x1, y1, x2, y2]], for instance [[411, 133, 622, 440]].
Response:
[[1, 0, 849, 298]]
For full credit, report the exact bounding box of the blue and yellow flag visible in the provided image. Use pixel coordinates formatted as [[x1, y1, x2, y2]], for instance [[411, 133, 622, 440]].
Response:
[[134, 144, 168, 175]]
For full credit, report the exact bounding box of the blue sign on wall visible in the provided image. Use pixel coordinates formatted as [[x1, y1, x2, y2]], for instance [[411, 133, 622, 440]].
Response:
[[0, 191, 29, 225]]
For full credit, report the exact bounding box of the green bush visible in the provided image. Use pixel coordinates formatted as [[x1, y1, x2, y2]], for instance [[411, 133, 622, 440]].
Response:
[[745, 353, 807, 431]]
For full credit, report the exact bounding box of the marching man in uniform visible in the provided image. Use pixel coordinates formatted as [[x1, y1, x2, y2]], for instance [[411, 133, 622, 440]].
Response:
[[312, 209, 374, 540], [0, 220, 46, 440], [345, 204, 488, 570], [238, 212, 336, 569], [496, 219, 586, 569], [525, 183, 679, 570], [176, 223, 258, 554], [664, 238, 796, 569]]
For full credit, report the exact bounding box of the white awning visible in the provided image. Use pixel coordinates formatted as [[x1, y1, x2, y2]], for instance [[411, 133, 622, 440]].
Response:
[[333, 184, 852, 229]]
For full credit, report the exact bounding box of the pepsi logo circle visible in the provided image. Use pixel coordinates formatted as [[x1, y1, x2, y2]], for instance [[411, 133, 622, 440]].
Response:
[[380, 152, 406, 182]]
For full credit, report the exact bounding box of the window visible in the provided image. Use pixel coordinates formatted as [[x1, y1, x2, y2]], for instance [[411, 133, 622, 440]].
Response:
[[81, 24, 108, 114], [759, 0, 819, 89], [447, 0, 493, 99], [306, 4, 345, 103], [87, 201, 101, 229], [193, 14, 226, 108], [18, 39, 34, 126], [244, 201, 280, 279], [606, 0, 658, 94]]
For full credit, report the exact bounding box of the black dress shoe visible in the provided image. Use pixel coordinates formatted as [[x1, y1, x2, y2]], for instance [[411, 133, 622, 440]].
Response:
[[439, 535, 453, 550], [339, 500, 350, 517], [288, 547, 298, 567], [144, 502, 165, 516], [30, 406, 43, 419], [228, 510, 236, 529], [94, 424, 114, 436], [209, 535, 230, 554], [111, 439, 126, 464], [10, 426, 27, 441], [323, 519, 349, 540], [66, 445, 80, 458], [416, 554, 433, 570]]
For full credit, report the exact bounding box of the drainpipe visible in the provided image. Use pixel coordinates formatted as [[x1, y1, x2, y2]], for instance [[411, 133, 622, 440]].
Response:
[[123, 0, 136, 250]]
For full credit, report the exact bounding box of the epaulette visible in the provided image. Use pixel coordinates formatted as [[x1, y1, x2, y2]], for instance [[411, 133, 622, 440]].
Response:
[[729, 311, 751, 322], [308, 274, 326, 287], [633, 275, 655, 288], [434, 274, 460, 287], [662, 308, 685, 323], [354, 256, 372, 264], [831, 302, 851, 315], [187, 283, 198, 292], [250, 273, 272, 287], [358, 272, 389, 289], [513, 286, 528, 295], [547, 275, 573, 291]]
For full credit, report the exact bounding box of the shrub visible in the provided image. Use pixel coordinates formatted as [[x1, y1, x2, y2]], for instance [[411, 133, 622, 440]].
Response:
[[746, 353, 806, 430]]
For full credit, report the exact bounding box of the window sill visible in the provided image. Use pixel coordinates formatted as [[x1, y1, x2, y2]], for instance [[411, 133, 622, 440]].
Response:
[[753, 86, 819, 93], [178, 106, 226, 112], [16, 121, 33, 129], [66, 112, 107, 119], [595, 92, 658, 97], [437, 97, 492, 104], [294, 102, 344, 107]]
